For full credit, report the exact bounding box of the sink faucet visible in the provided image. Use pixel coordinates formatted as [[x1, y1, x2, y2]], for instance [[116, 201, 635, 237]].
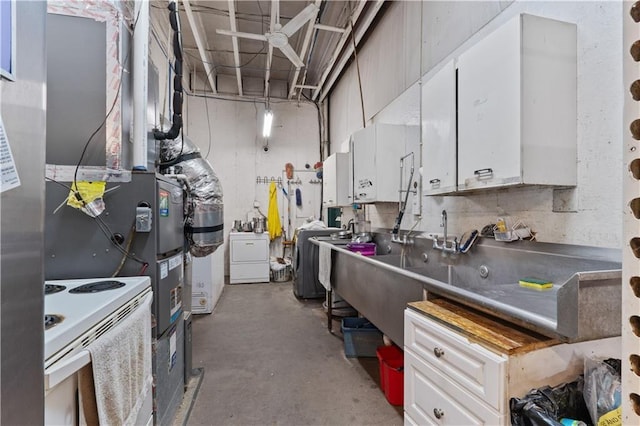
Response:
[[442, 210, 448, 243], [391, 232, 413, 245], [433, 209, 459, 253], [346, 219, 355, 233]]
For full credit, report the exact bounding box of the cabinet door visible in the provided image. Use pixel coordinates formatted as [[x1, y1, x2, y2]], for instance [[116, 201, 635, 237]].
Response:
[[422, 60, 457, 195], [323, 152, 350, 207], [230, 237, 269, 262], [322, 154, 338, 207], [375, 124, 411, 202], [229, 262, 269, 283], [404, 350, 505, 425], [457, 15, 522, 191], [352, 126, 377, 202]]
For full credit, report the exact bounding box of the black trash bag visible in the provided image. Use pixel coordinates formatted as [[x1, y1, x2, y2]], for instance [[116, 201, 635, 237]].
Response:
[[510, 376, 591, 426]]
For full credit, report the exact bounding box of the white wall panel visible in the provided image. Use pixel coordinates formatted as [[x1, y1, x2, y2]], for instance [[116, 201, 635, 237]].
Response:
[[329, 1, 622, 248], [329, 66, 361, 153], [421, 1, 512, 73], [329, 1, 421, 151], [358, 2, 407, 121]]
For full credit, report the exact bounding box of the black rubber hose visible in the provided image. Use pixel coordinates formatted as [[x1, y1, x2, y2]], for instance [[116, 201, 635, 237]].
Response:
[[154, 1, 183, 142]]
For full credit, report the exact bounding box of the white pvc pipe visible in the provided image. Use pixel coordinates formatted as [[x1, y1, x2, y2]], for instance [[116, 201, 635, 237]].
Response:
[[132, 0, 149, 170]]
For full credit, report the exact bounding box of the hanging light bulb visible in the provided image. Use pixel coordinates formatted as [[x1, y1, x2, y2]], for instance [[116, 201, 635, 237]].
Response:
[[262, 110, 273, 138]]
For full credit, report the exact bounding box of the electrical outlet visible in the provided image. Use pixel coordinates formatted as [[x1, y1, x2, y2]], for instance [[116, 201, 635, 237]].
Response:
[[136, 206, 152, 232]]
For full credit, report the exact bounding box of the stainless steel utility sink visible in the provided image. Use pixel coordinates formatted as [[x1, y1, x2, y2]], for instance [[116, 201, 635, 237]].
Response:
[[313, 231, 621, 346]]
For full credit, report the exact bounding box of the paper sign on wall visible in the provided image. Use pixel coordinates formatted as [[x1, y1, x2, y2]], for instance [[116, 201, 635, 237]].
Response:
[[0, 114, 21, 193]]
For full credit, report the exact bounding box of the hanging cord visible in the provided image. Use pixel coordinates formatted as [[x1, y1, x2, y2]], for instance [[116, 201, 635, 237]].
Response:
[[111, 222, 138, 277], [349, 17, 366, 127], [204, 90, 212, 159], [45, 178, 149, 271]]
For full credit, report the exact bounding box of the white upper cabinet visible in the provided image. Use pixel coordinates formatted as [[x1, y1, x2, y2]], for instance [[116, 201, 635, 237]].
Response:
[[322, 152, 351, 207], [457, 14, 577, 191], [352, 124, 418, 203], [422, 60, 457, 195]]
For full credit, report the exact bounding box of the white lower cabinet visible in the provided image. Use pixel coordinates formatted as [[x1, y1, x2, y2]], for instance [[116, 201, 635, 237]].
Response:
[[229, 232, 270, 284], [404, 306, 621, 426]]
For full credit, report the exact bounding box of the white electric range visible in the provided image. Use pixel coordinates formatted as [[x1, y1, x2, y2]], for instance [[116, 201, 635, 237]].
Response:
[[44, 276, 152, 425]]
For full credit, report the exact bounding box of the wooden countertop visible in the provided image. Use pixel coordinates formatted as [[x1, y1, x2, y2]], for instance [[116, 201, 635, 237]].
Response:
[[408, 298, 560, 356]]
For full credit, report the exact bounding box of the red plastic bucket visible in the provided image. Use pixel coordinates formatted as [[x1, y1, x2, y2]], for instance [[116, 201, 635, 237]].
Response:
[[376, 345, 404, 406]]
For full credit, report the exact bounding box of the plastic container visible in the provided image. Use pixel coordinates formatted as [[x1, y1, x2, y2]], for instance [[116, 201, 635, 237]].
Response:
[[341, 318, 383, 357], [346, 242, 377, 256], [376, 345, 404, 406]]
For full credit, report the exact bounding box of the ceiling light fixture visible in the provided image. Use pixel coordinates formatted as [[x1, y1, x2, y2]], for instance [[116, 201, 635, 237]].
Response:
[[263, 109, 273, 138]]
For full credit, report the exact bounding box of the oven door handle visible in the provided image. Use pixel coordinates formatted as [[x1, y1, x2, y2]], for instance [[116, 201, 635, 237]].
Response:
[[44, 350, 91, 391]]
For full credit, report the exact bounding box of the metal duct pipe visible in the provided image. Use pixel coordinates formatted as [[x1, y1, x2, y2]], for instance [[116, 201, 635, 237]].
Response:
[[159, 136, 224, 256], [133, 0, 149, 170]]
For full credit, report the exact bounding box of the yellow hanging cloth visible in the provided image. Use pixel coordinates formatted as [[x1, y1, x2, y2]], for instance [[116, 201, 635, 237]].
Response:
[[267, 181, 282, 240]]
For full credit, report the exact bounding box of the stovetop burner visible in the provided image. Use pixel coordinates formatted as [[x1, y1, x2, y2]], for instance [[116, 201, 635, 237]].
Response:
[[45, 284, 66, 295], [45, 314, 64, 330], [69, 280, 126, 294]]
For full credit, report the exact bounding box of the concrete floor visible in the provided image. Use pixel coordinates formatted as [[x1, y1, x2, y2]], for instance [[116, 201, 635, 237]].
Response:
[[186, 281, 403, 425]]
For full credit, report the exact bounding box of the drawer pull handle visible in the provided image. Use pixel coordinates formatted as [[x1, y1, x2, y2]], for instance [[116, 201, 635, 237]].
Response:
[[433, 408, 444, 419], [433, 347, 445, 358], [473, 168, 493, 178], [429, 178, 440, 185]]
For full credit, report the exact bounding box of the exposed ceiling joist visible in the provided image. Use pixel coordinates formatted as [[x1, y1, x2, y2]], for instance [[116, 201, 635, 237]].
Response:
[[314, 23, 345, 33], [287, 0, 321, 99], [182, 0, 217, 94], [227, 0, 243, 96]]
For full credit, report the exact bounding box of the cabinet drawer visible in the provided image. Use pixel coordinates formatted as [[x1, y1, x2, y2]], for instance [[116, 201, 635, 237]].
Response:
[[230, 239, 269, 263], [229, 263, 269, 283], [404, 309, 507, 411], [404, 350, 505, 425]]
